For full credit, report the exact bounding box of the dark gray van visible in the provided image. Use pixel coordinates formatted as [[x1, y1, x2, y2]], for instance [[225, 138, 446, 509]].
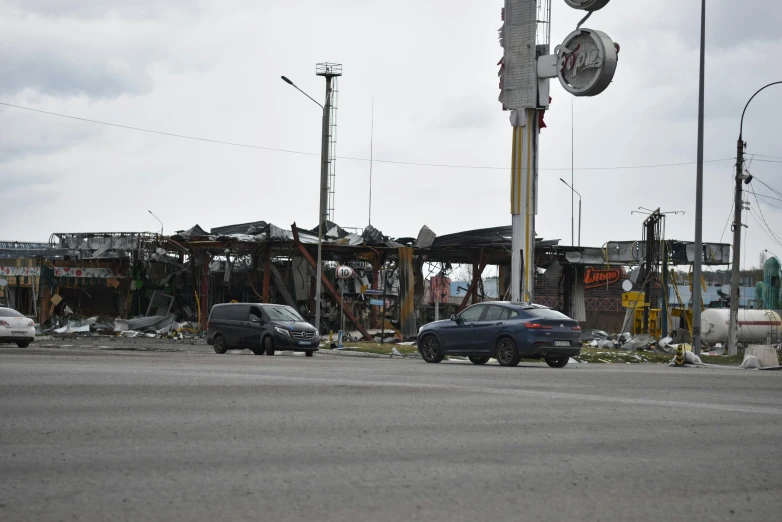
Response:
[[206, 303, 320, 357]]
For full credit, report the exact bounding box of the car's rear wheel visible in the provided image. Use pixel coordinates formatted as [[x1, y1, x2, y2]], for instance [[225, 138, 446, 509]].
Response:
[[546, 356, 569, 368], [420, 335, 444, 363], [264, 337, 275, 356], [213, 335, 228, 354], [305, 351, 314, 357], [496, 338, 520, 367], [468, 356, 490, 365], [16, 340, 31, 348]]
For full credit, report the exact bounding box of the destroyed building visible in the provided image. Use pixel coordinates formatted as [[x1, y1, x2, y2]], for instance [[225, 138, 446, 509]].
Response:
[[1, 220, 732, 341]]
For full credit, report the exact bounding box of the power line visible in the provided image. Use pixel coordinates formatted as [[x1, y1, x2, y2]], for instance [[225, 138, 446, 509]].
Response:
[[749, 181, 782, 246], [0, 100, 737, 172], [751, 174, 782, 199]]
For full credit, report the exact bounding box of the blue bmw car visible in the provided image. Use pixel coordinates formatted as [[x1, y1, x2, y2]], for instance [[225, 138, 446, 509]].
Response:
[[417, 302, 582, 368]]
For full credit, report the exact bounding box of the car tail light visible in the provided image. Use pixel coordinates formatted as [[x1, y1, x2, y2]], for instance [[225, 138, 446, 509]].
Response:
[[572, 325, 581, 331], [27, 321, 35, 327], [0, 320, 8, 327], [524, 322, 552, 330]]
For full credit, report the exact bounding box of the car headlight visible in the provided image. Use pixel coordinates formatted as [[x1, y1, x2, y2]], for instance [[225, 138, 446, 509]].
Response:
[[274, 326, 291, 337]]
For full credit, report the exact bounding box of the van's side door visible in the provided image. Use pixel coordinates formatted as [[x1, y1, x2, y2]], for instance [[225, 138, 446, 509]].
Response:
[[244, 306, 265, 349], [224, 305, 250, 347]]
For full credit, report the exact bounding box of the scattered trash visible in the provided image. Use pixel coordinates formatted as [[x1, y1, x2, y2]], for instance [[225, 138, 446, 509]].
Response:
[[684, 351, 703, 365], [658, 336, 673, 353], [621, 334, 651, 351]]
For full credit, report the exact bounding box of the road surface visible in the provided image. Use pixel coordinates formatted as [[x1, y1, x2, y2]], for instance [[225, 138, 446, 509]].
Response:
[[1, 345, 781, 521]]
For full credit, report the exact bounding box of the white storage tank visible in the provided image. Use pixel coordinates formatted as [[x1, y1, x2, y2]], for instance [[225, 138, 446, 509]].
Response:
[[700, 309, 782, 344]]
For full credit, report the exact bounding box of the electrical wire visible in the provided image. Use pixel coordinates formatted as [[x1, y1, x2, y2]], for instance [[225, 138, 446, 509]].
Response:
[[749, 181, 782, 245], [0, 100, 738, 173]]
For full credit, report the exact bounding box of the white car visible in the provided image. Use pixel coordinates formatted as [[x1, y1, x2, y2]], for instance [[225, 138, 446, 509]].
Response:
[[0, 307, 35, 348]]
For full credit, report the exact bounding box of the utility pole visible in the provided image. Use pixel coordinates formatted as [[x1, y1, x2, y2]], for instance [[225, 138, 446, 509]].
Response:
[[728, 80, 782, 355], [728, 139, 743, 356], [692, 0, 705, 356]]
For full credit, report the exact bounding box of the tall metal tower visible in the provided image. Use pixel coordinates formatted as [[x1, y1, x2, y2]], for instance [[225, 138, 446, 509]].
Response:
[[316, 63, 341, 225]]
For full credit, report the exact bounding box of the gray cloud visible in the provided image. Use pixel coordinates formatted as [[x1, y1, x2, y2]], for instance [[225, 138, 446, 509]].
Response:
[[3, 0, 205, 20], [0, 45, 155, 98]]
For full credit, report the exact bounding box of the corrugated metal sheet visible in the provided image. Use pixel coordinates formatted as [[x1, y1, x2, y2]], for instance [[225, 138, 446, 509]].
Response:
[[398, 247, 416, 338]]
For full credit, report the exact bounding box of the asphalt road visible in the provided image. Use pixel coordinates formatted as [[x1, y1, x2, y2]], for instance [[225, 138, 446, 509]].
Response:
[[1, 345, 781, 522]]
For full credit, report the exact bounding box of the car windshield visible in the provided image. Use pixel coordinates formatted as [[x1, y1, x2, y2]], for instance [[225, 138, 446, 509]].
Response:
[[264, 306, 304, 322], [0, 308, 24, 318]]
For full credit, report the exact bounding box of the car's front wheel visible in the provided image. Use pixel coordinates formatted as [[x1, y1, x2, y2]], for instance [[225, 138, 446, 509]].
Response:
[[545, 356, 569, 368], [251, 348, 264, 355], [213, 335, 228, 354], [468, 356, 490, 365], [264, 337, 275, 356], [420, 335, 444, 363], [16, 340, 31, 348], [496, 338, 520, 367]]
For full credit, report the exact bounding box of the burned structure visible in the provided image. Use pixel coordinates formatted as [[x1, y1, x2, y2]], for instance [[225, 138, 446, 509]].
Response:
[[2, 217, 731, 340]]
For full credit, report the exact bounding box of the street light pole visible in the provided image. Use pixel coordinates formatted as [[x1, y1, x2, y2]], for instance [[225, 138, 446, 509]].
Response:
[[148, 210, 163, 235], [692, 0, 706, 356], [728, 80, 782, 356], [281, 75, 329, 333], [559, 178, 581, 247]]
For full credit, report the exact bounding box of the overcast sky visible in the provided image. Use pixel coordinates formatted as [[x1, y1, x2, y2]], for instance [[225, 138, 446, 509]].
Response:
[[1, 0, 781, 270]]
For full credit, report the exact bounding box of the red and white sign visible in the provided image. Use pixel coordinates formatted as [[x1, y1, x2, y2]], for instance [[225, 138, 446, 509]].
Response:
[[336, 266, 354, 280]]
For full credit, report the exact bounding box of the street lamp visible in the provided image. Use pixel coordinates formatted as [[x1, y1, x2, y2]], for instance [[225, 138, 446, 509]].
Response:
[[727, 80, 782, 356], [148, 210, 163, 235], [281, 75, 329, 333], [559, 178, 581, 247]]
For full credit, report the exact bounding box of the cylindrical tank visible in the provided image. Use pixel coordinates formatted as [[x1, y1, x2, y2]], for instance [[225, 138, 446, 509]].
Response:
[[701, 309, 782, 344], [763, 257, 781, 309]]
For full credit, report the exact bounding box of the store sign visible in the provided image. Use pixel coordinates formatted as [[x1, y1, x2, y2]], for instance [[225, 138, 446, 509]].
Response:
[[557, 28, 618, 97], [564, 0, 611, 10], [584, 267, 622, 289], [0, 266, 41, 277], [53, 267, 122, 279]]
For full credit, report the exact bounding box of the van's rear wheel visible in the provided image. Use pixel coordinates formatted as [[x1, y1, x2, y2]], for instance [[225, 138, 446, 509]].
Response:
[[264, 337, 275, 356], [213, 335, 228, 354]]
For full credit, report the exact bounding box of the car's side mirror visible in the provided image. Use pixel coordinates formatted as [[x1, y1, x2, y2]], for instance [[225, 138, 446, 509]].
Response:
[[251, 316, 262, 324], [450, 314, 457, 322]]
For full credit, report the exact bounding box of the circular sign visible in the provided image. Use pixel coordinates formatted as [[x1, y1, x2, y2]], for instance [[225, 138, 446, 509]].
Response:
[[0, 278, 7, 287], [622, 280, 633, 292], [557, 28, 618, 97], [565, 0, 611, 10], [336, 266, 354, 280]]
